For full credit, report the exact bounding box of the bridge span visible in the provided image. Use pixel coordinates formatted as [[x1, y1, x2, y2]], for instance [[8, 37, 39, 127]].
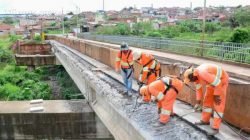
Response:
[[45, 35, 250, 140]]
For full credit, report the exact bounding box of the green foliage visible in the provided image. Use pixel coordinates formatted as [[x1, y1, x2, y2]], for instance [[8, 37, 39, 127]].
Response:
[[205, 22, 221, 35], [96, 26, 116, 35], [55, 66, 83, 100], [96, 23, 131, 35], [0, 65, 52, 101], [132, 22, 153, 36], [178, 20, 202, 33], [34, 35, 42, 41], [9, 35, 20, 42], [160, 26, 180, 38], [114, 23, 131, 35], [0, 36, 16, 63], [234, 7, 250, 27], [146, 31, 162, 37], [3, 17, 14, 24], [50, 22, 57, 27], [229, 28, 250, 43]]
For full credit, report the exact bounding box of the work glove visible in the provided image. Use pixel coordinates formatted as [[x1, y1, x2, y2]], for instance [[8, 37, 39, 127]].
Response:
[[158, 108, 161, 114], [214, 95, 221, 105], [151, 96, 156, 102], [194, 104, 202, 112], [137, 81, 144, 87], [194, 100, 202, 112]]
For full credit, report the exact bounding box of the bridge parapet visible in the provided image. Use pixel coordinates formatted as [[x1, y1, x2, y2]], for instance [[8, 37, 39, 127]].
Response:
[[14, 40, 57, 66]]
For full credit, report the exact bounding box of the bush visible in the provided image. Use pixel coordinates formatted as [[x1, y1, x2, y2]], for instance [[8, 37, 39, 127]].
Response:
[[146, 31, 162, 37], [229, 28, 250, 43], [34, 35, 42, 41], [9, 35, 19, 42], [160, 26, 180, 38]]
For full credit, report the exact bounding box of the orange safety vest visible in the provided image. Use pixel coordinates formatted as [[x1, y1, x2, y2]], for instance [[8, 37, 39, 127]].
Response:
[[194, 64, 229, 100], [115, 50, 134, 70], [143, 77, 182, 102], [138, 53, 161, 83]]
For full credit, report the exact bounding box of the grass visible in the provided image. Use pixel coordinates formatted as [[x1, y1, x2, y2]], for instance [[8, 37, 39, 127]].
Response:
[[46, 29, 71, 34], [175, 28, 233, 42]]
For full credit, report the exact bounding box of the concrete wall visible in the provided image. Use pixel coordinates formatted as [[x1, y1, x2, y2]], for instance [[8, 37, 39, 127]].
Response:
[[0, 110, 113, 139], [14, 41, 57, 66], [15, 54, 56, 66], [47, 35, 250, 133], [16, 43, 52, 55]]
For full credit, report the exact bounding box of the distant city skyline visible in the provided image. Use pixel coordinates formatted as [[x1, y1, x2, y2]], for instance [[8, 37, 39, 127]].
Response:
[[0, 0, 249, 14]]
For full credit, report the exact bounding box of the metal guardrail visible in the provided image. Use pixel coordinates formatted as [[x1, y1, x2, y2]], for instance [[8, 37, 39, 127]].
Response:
[[78, 33, 250, 64]]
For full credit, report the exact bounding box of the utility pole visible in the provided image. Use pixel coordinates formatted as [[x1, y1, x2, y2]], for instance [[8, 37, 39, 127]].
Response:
[[62, 8, 65, 35], [103, 0, 105, 11], [75, 5, 79, 37], [201, 0, 206, 56]]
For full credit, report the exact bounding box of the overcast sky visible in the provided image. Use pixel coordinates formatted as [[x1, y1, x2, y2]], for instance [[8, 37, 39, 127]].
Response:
[[0, 0, 250, 14]]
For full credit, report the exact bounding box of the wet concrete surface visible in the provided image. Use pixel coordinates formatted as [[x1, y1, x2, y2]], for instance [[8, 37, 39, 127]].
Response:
[[52, 41, 213, 140]]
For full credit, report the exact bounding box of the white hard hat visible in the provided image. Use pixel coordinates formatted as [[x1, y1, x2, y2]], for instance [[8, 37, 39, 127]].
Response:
[[133, 51, 142, 60], [120, 42, 129, 51]]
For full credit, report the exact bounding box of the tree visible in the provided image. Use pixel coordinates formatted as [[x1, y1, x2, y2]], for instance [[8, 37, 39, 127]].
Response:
[[228, 16, 239, 28], [3, 17, 14, 24], [132, 22, 153, 36], [233, 7, 250, 27], [114, 23, 131, 35], [67, 11, 74, 15], [205, 22, 221, 35]]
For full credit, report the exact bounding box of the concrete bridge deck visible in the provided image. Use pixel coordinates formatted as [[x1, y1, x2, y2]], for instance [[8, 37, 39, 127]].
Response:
[[50, 39, 246, 140]]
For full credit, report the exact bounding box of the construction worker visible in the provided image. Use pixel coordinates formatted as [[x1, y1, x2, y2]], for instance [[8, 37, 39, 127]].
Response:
[[140, 76, 183, 124], [133, 51, 161, 85], [183, 64, 229, 134], [116, 43, 134, 96]]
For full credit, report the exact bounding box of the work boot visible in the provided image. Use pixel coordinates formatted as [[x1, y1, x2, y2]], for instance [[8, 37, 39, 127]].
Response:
[[127, 92, 132, 97], [170, 112, 176, 117], [137, 98, 147, 104], [194, 120, 210, 125], [121, 91, 128, 96], [207, 128, 219, 136]]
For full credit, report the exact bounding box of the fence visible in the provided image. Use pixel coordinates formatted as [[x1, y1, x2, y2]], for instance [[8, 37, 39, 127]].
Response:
[[78, 33, 250, 64]]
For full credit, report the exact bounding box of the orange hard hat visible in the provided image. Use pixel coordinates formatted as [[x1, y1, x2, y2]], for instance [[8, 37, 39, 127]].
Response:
[[140, 85, 148, 96]]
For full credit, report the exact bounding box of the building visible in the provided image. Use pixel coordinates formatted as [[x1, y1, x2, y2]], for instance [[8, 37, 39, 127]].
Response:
[[0, 23, 14, 35]]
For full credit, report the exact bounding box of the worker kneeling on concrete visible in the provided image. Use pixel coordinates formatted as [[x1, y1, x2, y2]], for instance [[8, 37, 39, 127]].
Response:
[[133, 51, 161, 85], [139, 76, 183, 124], [183, 64, 229, 133], [115, 42, 134, 96]]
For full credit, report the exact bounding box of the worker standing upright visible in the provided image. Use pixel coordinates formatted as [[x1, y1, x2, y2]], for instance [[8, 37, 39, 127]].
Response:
[[183, 63, 229, 134], [133, 51, 161, 85], [116, 43, 134, 96], [139, 76, 183, 124]]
